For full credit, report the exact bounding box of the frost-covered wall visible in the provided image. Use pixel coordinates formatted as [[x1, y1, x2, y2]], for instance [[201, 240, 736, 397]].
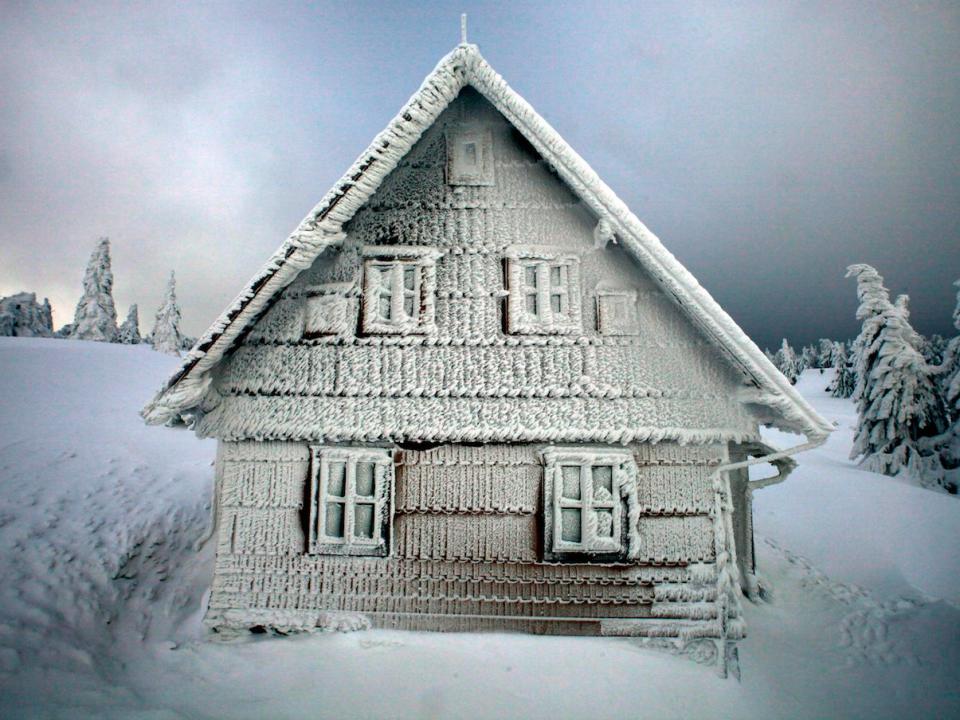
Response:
[[207, 440, 735, 637], [197, 89, 758, 445]]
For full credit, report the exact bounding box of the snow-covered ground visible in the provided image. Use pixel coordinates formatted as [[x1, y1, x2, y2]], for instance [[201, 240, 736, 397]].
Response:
[[0, 337, 957, 719]]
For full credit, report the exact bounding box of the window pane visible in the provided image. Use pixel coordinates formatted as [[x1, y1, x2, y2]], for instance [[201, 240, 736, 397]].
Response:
[[592, 466, 613, 500], [525, 293, 538, 315], [561, 508, 582, 543], [356, 462, 375, 497], [403, 266, 416, 290], [325, 502, 345, 538], [595, 509, 614, 538], [561, 466, 581, 499], [463, 141, 478, 167], [550, 265, 562, 287], [524, 265, 537, 288], [327, 463, 346, 496], [354, 504, 375, 539], [378, 294, 392, 321], [403, 294, 415, 318], [550, 293, 561, 314]]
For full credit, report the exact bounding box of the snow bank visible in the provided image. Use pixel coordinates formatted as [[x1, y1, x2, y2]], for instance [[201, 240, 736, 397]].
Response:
[[0, 343, 957, 718]]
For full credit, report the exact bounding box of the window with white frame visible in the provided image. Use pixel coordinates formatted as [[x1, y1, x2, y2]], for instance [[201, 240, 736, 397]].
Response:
[[505, 248, 581, 334], [361, 246, 440, 335], [541, 447, 636, 560], [308, 446, 393, 556]]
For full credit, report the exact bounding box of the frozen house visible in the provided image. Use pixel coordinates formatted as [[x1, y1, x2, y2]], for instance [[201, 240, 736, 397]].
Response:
[[143, 41, 831, 672]]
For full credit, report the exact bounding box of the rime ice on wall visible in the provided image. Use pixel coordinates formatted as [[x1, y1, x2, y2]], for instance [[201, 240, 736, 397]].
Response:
[[207, 442, 737, 641]]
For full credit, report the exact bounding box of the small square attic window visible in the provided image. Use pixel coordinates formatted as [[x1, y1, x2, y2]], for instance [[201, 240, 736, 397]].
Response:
[[504, 247, 581, 334], [446, 127, 494, 186], [361, 246, 440, 335], [596, 289, 638, 336]]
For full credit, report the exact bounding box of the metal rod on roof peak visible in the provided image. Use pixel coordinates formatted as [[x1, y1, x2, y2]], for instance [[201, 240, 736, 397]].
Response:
[[461, 13, 468, 44]]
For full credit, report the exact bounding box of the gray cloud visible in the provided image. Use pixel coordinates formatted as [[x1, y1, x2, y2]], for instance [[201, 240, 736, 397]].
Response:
[[1, 1, 958, 350]]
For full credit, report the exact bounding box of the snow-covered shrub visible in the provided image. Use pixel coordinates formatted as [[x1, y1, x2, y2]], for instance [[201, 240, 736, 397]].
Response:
[[0, 292, 53, 337], [150, 272, 183, 355], [847, 265, 949, 490], [70, 238, 119, 342]]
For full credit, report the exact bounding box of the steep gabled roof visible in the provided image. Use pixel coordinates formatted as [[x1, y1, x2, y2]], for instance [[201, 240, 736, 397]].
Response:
[[143, 43, 832, 441]]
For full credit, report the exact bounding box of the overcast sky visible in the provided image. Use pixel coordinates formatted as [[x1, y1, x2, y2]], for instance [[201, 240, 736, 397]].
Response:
[[2, 1, 958, 349]]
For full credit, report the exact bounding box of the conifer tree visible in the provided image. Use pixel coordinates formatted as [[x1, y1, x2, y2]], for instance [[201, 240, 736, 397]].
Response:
[[150, 271, 183, 355], [117, 304, 141, 344], [847, 265, 949, 488], [70, 238, 118, 341], [830, 341, 855, 399], [926, 279, 960, 492], [818, 338, 835, 370], [775, 338, 800, 385]]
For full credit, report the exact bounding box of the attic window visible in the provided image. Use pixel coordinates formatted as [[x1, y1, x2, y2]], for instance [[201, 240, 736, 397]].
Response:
[[596, 289, 638, 336], [308, 446, 393, 557], [541, 447, 637, 561], [361, 246, 440, 335], [446, 127, 494, 186], [504, 248, 581, 334], [303, 282, 352, 337]]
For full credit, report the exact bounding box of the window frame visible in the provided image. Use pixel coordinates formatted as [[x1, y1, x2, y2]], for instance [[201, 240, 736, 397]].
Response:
[[360, 246, 440, 335], [541, 447, 637, 561], [446, 126, 495, 186], [504, 247, 581, 334], [596, 289, 639, 336], [308, 446, 393, 557], [303, 282, 353, 338]]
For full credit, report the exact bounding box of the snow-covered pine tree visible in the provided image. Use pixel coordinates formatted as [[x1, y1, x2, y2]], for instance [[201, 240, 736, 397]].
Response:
[[830, 341, 855, 398], [847, 265, 890, 406], [925, 279, 960, 492], [818, 338, 835, 370], [801, 344, 818, 372], [150, 271, 183, 355], [117, 304, 141, 344], [922, 333, 947, 366], [70, 237, 118, 341], [775, 338, 800, 385], [847, 265, 949, 489]]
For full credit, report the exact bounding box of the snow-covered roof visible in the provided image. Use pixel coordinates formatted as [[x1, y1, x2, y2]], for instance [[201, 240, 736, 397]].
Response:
[[142, 43, 832, 441]]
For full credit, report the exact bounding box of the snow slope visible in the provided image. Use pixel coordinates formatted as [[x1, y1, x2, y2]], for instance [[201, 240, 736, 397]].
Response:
[[0, 338, 957, 719]]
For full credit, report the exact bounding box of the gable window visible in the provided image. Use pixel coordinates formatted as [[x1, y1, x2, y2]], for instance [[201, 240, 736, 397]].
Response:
[[303, 282, 353, 337], [308, 446, 393, 556], [541, 447, 638, 561], [505, 248, 581, 334], [596, 289, 638, 336], [361, 246, 440, 335], [446, 127, 495, 186]]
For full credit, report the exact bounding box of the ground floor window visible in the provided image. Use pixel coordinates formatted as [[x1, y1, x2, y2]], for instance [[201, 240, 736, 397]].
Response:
[[308, 446, 392, 556], [541, 447, 637, 561]]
